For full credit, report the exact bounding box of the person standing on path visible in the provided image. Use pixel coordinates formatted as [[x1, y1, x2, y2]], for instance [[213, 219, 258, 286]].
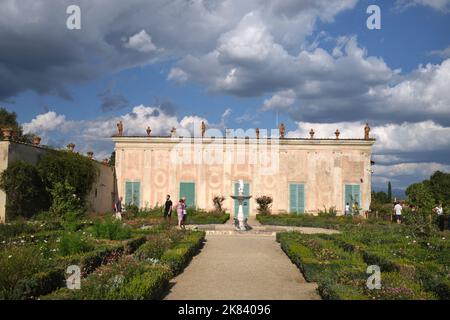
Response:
[[176, 198, 186, 229], [164, 194, 173, 224], [182, 196, 187, 226], [433, 203, 444, 231], [345, 202, 350, 216], [394, 201, 403, 224], [114, 197, 123, 221]]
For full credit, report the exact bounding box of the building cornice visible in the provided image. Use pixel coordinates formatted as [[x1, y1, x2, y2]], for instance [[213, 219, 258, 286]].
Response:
[[112, 135, 376, 147]]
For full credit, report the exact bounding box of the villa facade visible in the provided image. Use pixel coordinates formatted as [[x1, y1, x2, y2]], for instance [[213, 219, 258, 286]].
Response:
[[113, 133, 375, 217]]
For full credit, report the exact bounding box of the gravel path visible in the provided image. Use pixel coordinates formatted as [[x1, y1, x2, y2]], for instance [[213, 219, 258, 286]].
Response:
[[164, 233, 320, 300]]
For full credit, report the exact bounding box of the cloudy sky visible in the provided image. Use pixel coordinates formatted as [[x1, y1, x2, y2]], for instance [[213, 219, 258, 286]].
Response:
[[1, 0, 450, 193]]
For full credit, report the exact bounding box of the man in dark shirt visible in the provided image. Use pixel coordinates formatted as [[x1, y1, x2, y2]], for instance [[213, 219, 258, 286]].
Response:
[[164, 195, 173, 223]]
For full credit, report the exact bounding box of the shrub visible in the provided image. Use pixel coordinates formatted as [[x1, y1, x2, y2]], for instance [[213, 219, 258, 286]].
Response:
[[12, 269, 65, 300], [255, 196, 273, 215], [318, 206, 337, 218], [0, 246, 49, 299], [403, 208, 437, 238], [58, 232, 93, 256], [0, 221, 40, 242], [212, 195, 225, 213], [0, 161, 50, 219], [160, 231, 205, 275], [90, 217, 132, 240], [48, 181, 84, 218], [134, 234, 172, 261], [406, 182, 435, 211], [37, 151, 98, 204], [124, 204, 140, 217], [43, 256, 172, 300]]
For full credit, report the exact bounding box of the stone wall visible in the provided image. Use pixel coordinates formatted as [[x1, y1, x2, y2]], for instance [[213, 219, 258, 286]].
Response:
[[0, 141, 115, 223], [113, 136, 374, 217]]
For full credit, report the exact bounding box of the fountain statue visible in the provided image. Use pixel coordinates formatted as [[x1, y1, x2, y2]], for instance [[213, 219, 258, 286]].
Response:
[[231, 179, 252, 231]]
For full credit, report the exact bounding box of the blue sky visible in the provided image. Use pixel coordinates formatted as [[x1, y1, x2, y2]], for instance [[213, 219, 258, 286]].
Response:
[[1, 0, 450, 193]]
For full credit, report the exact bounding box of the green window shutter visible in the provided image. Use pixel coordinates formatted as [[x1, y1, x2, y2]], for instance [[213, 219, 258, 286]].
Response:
[[132, 182, 140, 207], [234, 183, 239, 215], [345, 184, 361, 212], [345, 184, 353, 207], [289, 184, 305, 214], [289, 184, 298, 213], [180, 182, 195, 208], [353, 185, 360, 206], [125, 182, 133, 205], [297, 184, 305, 214]]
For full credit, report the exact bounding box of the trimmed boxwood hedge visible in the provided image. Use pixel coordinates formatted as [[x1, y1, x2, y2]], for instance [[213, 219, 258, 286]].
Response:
[[276, 231, 444, 300], [42, 231, 205, 300]]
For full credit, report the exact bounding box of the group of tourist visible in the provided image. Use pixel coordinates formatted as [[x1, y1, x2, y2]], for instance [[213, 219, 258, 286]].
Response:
[[344, 202, 360, 216], [391, 201, 447, 231], [112, 194, 188, 229], [164, 195, 189, 229]]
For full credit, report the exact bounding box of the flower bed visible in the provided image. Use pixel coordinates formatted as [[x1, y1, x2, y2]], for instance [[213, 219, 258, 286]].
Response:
[[42, 230, 205, 300], [257, 214, 372, 229], [277, 226, 448, 300]]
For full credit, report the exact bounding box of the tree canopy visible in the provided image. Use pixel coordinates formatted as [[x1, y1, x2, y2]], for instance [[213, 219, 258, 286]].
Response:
[[37, 151, 99, 203], [0, 107, 34, 143]]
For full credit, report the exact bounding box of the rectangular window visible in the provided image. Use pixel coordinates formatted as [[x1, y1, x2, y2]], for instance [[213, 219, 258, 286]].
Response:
[[344, 184, 361, 213], [125, 181, 140, 207], [180, 182, 195, 208], [289, 183, 305, 214]]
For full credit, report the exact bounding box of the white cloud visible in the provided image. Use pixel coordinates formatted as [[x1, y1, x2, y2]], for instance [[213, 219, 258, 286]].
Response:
[[378, 59, 450, 116], [124, 30, 158, 53], [373, 162, 450, 188], [21, 105, 211, 160], [167, 67, 188, 83], [22, 111, 70, 134], [287, 120, 450, 152], [396, 0, 450, 12], [263, 89, 296, 110], [430, 45, 450, 58]]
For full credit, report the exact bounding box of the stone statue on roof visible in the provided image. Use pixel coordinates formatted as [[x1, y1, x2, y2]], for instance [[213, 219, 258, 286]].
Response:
[[364, 123, 370, 140], [116, 121, 123, 136], [201, 121, 206, 138], [279, 123, 285, 139]]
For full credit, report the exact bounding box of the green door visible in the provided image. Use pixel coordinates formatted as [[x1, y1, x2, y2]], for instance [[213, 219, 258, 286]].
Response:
[[180, 182, 195, 208], [234, 182, 250, 218], [125, 181, 140, 207], [345, 184, 361, 213], [289, 184, 305, 214]]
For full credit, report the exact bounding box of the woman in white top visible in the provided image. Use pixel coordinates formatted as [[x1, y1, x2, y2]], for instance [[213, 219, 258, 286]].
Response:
[[433, 203, 444, 231]]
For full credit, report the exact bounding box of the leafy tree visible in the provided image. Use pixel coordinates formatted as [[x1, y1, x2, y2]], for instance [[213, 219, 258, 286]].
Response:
[[37, 151, 98, 204], [0, 161, 50, 219], [428, 171, 450, 205], [372, 191, 388, 204], [405, 182, 435, 211], [387, 181, 392, 203], [109, 151, 116, 166], [0, 107, 34, 143]]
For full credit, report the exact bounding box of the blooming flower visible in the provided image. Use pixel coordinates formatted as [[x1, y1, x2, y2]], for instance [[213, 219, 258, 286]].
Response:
[[8, 255, 12, 258]]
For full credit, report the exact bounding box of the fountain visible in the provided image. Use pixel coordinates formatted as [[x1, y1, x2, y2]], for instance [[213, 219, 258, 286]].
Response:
[[230, 179, 252, 231]]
